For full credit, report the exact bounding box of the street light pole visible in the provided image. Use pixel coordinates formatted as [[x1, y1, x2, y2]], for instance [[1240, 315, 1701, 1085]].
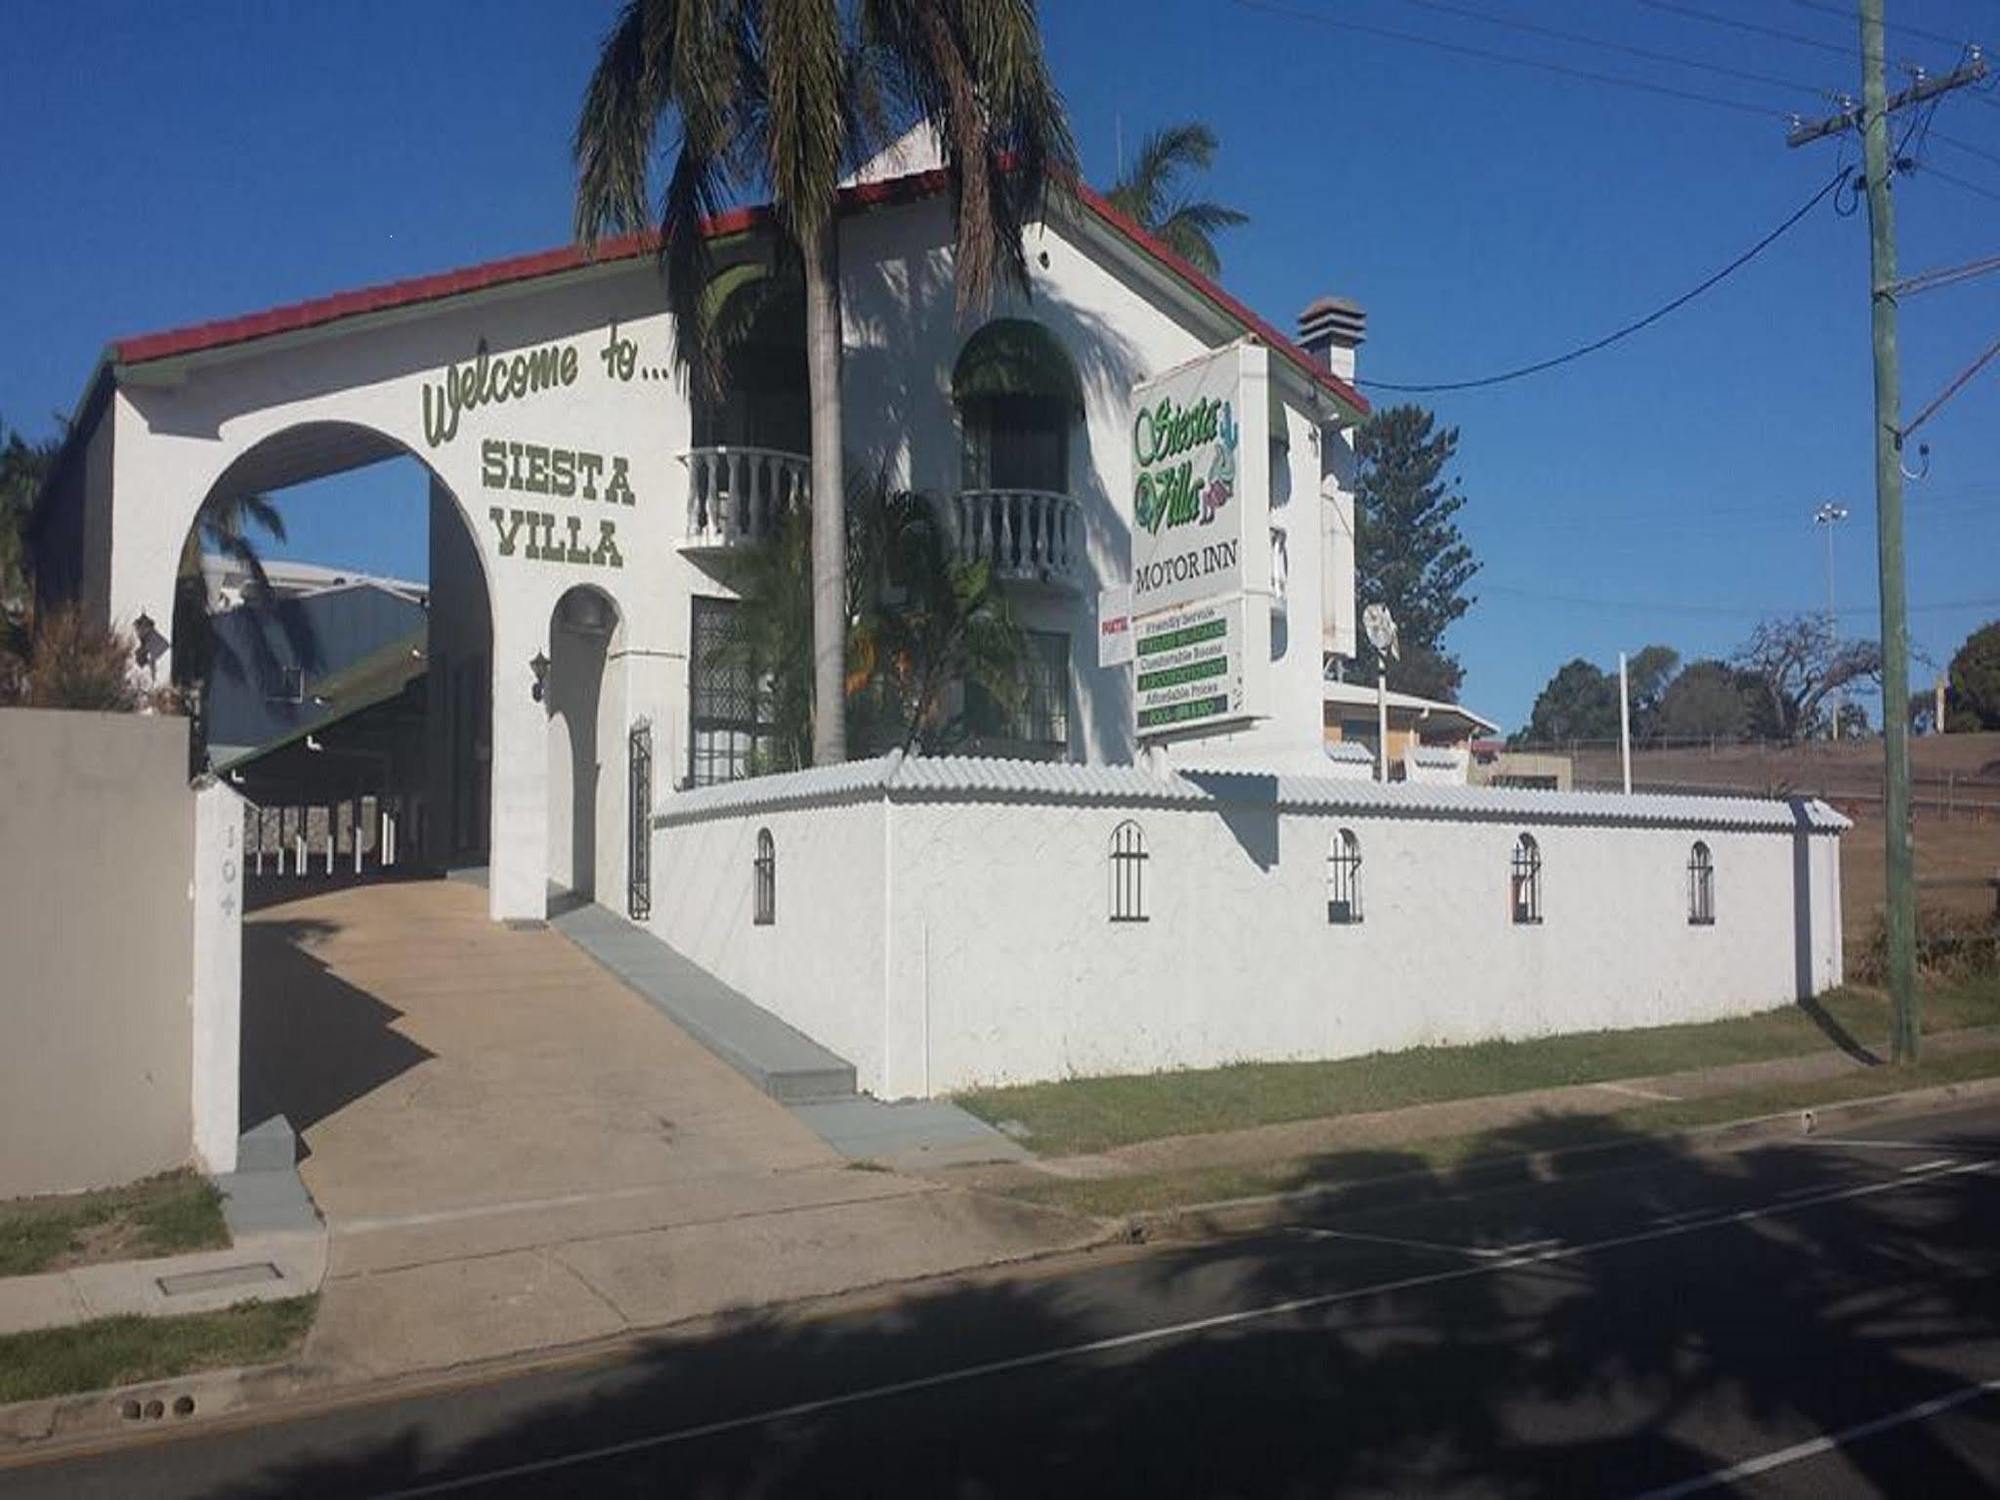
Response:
[[1814, 501, 1849, 738]]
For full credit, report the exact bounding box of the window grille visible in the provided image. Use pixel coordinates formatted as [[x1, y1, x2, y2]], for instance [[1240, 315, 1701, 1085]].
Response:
[[689, 597, 775, 787], [753, 828, 775, 926], [967, 630, 1070, 759], [1511, 833, 1543, 925], [1688, 841, 1715, 926], [1327, 828, 1363, 924], [1109, 820, 1148, 923]]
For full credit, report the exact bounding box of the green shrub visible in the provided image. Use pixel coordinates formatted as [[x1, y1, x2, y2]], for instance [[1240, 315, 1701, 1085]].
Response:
[[1853, 905, 2000, 986]]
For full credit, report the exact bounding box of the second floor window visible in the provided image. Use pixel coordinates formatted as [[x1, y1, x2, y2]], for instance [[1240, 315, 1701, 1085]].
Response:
[[961, 394, 1069, 493]]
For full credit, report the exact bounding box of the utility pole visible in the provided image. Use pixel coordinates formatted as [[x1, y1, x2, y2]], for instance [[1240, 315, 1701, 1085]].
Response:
[[1786, 12, 1987, 1065], [1814, 502, 1849, 739]]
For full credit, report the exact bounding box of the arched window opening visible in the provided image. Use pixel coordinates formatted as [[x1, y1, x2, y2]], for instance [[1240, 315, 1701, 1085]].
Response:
[[1110, 820, 1148, 923], [1510, 833, 1543, 926], [1327, 828, 1363, 925], [1688, 840, 1715, 926], [754, 827, 776, 926], [953, 319, 1080, 495]]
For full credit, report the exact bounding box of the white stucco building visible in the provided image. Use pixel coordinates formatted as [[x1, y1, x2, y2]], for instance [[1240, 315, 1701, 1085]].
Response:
[[33, 157, 1846, 1098]]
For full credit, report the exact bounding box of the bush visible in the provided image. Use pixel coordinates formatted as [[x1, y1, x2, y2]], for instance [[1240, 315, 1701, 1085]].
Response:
[[0, 604, 173, 712], [1853, 905, 2000, 986]]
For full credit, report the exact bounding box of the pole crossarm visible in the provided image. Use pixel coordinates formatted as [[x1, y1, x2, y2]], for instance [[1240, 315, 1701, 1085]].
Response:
[[1785, 53, 1988, 146], [1888, 251, 2000, 298]]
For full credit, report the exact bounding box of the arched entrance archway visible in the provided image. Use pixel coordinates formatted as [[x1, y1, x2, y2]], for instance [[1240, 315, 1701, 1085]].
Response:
[[544, 584, 624, 901], [166, 421, 496, 879]]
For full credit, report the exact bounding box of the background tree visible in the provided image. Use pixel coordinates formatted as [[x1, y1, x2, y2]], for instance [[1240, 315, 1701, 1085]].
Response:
[[1102, 121, 1247, 275], [1516, 657, 1619, 748], [1353, 404, 1478, 701], [1654, 658, 1753, 743], [0, 417, 57, 610], [1731, 613, 1882, 743], [1625, 643, 1679, 742], [573, 0, 1075, 767], [1945, 620, 2000, 731]]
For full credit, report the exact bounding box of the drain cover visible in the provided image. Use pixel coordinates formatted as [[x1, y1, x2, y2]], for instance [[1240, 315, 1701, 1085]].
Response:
[[157, 1262, 283, 1297]]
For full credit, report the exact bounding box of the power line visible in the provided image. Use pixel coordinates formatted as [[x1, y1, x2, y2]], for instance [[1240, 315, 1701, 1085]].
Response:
[[1231, 0, 1784, 119], [1357, 167, 1848, 393], [1386, 0, 1836, 99], [1785, 0, 1986, 55], [1889, 250, 2000, 297], [1915, 159, 2000, 206], [1637, 0, 1857, 62], [1480, 581, 2000, 618], [1902, 331, 2000, 442], [1933, 129, 2000, 170]]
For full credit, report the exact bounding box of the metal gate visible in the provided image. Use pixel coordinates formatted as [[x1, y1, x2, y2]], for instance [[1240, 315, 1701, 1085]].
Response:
[[627, 719, 652, 920]]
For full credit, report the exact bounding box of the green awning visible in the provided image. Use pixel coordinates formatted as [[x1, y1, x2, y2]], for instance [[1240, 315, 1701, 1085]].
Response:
[[951, 319, 1083, 411]]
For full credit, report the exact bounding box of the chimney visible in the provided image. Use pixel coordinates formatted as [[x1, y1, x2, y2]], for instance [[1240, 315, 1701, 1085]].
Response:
[[1296, 296, 1366, 387]]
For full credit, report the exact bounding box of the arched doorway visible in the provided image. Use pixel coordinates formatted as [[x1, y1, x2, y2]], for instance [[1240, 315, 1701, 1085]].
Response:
[[544, 584, 624, 902], [165, 421, 495, 879]]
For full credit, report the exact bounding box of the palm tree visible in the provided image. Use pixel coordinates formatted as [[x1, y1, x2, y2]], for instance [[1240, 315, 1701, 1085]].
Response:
[[172, 491, 318, 759], [573, 0, 1075, 766], [714, 469, 1028, 767], [1104, 121, 1247, 276]]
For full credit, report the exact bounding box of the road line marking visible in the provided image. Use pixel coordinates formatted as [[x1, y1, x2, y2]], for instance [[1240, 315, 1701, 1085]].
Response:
[[372, 1158, 1995, 1500], [1629, 1377, 2000, 1498], [1901, 1157, 1958, 1174], [1776, 1182, 1837, 1200], [1807, 1138, 1971, 1152], [1592, 1082, 1683, 1102], [1495, 1237, 1562, 1255], [1287, 1226, 1504, 1259], [1650, 1208, 1708, 1226]]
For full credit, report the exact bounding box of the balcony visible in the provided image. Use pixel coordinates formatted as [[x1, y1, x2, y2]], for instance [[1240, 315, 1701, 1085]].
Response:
[[680, 446, 809, 552], [949, 488, 1085, 592]]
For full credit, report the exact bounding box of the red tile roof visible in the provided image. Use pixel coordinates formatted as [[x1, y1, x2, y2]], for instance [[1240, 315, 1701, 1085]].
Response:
[[110, 168, 1367, 418]]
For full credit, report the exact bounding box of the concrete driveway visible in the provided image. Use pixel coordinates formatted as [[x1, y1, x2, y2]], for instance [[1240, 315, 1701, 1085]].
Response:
[[241, 879, 1091, 1380]]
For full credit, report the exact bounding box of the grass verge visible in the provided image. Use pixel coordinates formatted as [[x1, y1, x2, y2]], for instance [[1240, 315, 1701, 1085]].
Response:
[[0, 1172, 229, 1279], [997, 1045, 2000, 1220], [957, 978, 2000, 1157], [0, 1297, 316, 1406]]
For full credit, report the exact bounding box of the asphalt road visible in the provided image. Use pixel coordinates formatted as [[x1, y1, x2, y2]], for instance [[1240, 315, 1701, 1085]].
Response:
[[7, 1099, 2000, 1498]]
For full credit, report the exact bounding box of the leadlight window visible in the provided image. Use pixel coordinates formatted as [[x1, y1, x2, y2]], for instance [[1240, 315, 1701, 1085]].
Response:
[[754, 827, 775, 926], [689, 597, 774, 787], [1511, 833, 1543, 926], [1110, 820, 1148, 923], [1688, 840, 1715, 926], [1327, 829, 1363, 925]]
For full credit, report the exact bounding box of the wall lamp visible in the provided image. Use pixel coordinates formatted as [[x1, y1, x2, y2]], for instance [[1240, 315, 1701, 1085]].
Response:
[[530, 650, 550, 703], [132, 610, 170, 674]]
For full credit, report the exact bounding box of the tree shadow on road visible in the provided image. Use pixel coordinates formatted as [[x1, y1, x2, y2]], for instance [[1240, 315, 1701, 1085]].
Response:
[[202, 1112, 2000, 1498]]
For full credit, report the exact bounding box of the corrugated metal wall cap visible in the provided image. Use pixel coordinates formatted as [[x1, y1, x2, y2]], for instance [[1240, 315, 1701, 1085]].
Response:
[[655, 752, 1852, 832], [888, 754, 1209, 803]]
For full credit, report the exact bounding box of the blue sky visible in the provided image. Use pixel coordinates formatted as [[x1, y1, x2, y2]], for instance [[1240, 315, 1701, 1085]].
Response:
[[4, 0, 1996, 730]]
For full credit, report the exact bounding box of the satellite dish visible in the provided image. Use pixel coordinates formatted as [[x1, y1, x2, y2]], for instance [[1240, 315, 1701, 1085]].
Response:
[[1362, 603, 1400, 660]]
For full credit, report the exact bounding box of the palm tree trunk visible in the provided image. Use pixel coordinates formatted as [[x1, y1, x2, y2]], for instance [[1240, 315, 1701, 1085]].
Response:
[[804, 222, 847, 764]]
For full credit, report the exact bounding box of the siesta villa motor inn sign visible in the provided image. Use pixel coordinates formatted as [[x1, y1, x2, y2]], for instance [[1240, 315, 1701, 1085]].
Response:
[[1124, 341, 1273, 740]]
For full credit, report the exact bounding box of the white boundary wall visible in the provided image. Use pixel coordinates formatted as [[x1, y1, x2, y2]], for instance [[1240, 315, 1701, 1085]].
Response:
[[653, 755, 1845, 1099]]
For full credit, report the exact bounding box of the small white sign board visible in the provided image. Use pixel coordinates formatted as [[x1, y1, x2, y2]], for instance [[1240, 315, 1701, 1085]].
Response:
[[1098, 585, 1133, 669]]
